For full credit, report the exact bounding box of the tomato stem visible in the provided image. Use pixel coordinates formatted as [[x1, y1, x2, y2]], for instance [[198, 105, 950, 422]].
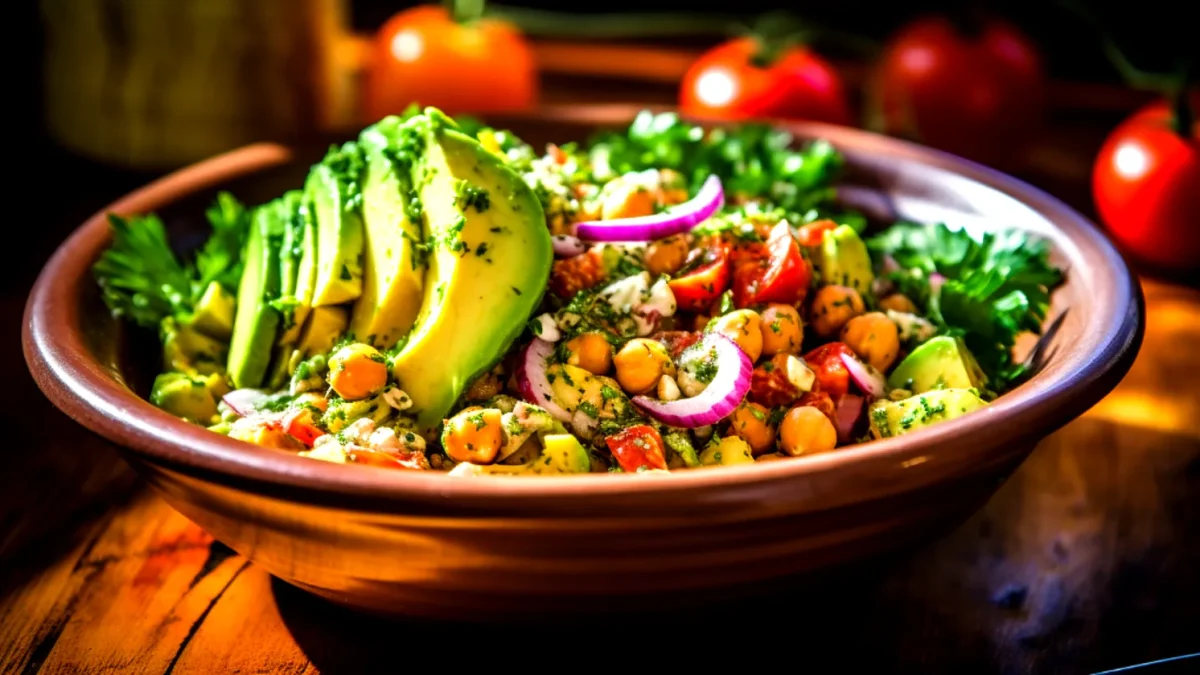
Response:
[[446, 0, 485, 24], [1060, 0, 1179, 91], [1169, 65, 1195, 139], [946, 2, 987, 39]]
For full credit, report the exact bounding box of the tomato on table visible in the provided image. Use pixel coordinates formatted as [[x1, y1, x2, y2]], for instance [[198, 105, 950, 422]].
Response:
[[732, 222, 811, 308], [679, 35, 850, 125], [803, 342, 856, 400], [363, 4, 537, 120], [1092, 92, 1200, 271], [605, 425, 668, 473], [871, 14, 1044, 167], [669, 246, 731, 312]]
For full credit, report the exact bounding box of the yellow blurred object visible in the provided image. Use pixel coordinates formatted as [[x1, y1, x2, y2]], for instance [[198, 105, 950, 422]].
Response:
[[40, 0, 358, 169]]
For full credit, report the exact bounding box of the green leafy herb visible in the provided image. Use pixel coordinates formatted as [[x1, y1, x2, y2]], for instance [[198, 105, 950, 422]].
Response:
[[93, 213, 195, 329], [196, 192, 251, 292]]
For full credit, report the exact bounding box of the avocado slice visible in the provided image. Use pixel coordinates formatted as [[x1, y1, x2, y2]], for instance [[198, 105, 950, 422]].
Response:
[[280, 198, 320, 344], [190, 281, 235, 340], [274, 190, 310, 343], [161, 316, 227, 375], [227, 204, 285, 388], [449, 433, 592, 476], [150, 371, 226, 424], [390, 110, 552, 429], [348, 117, 427, 348], [297, 305, 349, 358], [887, 335, 987, 394], [815, 225, 875, 295], [868, 388, 987, 439], [307, 143, 366, 307]]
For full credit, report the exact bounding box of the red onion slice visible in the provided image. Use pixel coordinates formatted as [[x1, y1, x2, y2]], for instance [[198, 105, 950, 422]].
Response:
[[574, 175, 724, 242], [834, 394, 865, 444], [552, 234, 586, 258], [221, 388, 269, 417], [515, 338, 572, 422], [929, 272, 947, 296], [632, 332, 751, 428], [839, 352, 887, 399]]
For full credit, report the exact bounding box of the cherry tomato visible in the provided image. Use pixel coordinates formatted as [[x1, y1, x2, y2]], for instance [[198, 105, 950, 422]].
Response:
[[653, 330, 702, 360], [732, 222, 811, 308], [349, 449, 406, 469], [872, 15, 1044, 167], [680, 37, 851, 125], [803, 342, 856, 400], [281, 409, 324, 447], [363, 5, 537, 121], [669, 247, 731, 312], [1092, 94, 1200, 271], [796, 220, 838, 248], [605, 425, 668, 473], [749, 354, 803, 408], [793, 391, 837, 427]]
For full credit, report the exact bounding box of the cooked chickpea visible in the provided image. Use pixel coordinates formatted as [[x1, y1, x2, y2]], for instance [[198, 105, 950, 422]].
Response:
[[601, 182, 656, 220], [441, 407, 504, 464], [711, 309, 763, 362], [759, 304, 804, 356], [840, 312, 901, 372], [879, 293, 918, 314], [294, 392, 328, 412], [809, 285, 865, 337], [613, 338, 675, 395], [565, 332, 613, 375], [644, 234, 690, 277], [728, 401, 777, 456], [327, 343, 388, 401], [778, 406, 838, 457]]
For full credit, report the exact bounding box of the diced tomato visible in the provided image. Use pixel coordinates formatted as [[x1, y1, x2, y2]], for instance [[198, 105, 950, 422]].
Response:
[[349, 447, 431, 471], [605, 424, 668, 473], [803, 342, 855, 400], [653, 330, 702, 359], [732, 222, 811, 308], [794, 391, 837, 426], [550, 249, 606, 299], [748, 353, 803, 408], [797, 220, 839, 248], [668, 247, 730, 312], [282, 409, 324, 447]]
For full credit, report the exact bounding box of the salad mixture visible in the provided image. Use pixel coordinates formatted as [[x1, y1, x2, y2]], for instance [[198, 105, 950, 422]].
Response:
[[94, 108, 1063, 476]]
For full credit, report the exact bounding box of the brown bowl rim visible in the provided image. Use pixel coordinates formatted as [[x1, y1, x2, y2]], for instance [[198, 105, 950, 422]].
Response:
[[23, 104, 1144, 510]]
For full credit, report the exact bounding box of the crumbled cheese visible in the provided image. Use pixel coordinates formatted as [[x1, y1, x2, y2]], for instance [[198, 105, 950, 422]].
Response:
[[534, 313, 562, 342], [381, 385, 413, 410], [657, 375, 682, 401], [783, 355, 816, 392]]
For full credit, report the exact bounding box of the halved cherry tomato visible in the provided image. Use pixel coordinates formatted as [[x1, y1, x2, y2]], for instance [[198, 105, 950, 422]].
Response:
[[748, 354, 803, 408], [796, 220, 839, 248], [803, 342, 856, 400], [732, 222, 811, 308], [605, 424, 668, 473], [653, 330, 702, 360], [349, 448, 406, 468], [282, 409, 325, 447], [669, 247, 730, 312], [794, 390, 837, 427]]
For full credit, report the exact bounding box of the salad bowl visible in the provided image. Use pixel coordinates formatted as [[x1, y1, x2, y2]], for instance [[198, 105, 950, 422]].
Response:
[[23, 105, 1142, 618]]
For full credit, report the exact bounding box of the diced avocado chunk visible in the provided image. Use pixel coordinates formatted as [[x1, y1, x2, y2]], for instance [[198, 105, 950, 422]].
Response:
[[297, 305, 349, 358], [162, 316, 228, 375], [227, 203, 285, 388], [349, 118, 427, 349], [274, 190, 310, 343], [322, 392, 392, 434], [308, 143, 365, 306], [664, 431, 701, 468], [450, 433, 592, 476], [150, 371, 225, 423], [868, 388, 987, 439], [887, 335, 987, 394], [698, 436, 755, 466], [190, 281, 235, 340], [816, 224, 874, 295], [390, 109, 552, 429]]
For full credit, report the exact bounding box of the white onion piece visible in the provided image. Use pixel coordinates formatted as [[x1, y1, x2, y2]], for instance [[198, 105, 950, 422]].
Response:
[[839, 353, 886, 399], [632, 332, 751, 428], [515, 338, 572, 422]]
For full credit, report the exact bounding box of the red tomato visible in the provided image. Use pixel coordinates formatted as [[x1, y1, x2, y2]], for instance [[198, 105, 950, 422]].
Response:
[[796, 220, 838, 248], [363, 5, 537, 121], [282, 409, 324, 447], [803, 343, 856, 400], [872, 15, 1044, 167], [749, 353, 803, 408], [605, 425, 668, 473], [1092, 95, 1200, 271], [669, 247, 731, 312], [793, 391, 837, 427], [679, 37, 851, 125], [732, 222, 811, 308], [653, 330, 702, 360], [349, 449, 406, 469]]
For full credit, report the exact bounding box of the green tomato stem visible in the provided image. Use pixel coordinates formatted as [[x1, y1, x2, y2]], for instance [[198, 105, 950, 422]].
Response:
[[1169, 66, 1195, 139], [482, 5, 744, 39], [447, 0, 485, 24]]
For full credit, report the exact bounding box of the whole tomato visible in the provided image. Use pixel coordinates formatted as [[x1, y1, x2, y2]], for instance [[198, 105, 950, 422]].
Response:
[[1092, 93, 1200, 271], [871, 15, 1045, 166], [363, 5, 537, 121], [680, 37, 851, 125]]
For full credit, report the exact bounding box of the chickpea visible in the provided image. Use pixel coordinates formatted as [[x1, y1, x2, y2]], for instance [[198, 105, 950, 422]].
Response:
[[809, 285, 865, 337], [565, 332, 614, 375], [613, 338, 675, 395], [327, 343, 388, 401], [601, 182, 656, 220], [840, 312, 901, 372], [728, 401, 777, 456], [441, 407, 504, 464], [294, 392, 328, 412], [879, 293, 918, 314], [711, 309, 763, 362], [778, 406, 838, 457], [644, 234, 690, 277], [759, 304, 804, 356]]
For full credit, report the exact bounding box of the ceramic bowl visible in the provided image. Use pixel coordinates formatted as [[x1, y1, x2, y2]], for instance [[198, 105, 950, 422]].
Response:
[[23, 105, 1143, 618]]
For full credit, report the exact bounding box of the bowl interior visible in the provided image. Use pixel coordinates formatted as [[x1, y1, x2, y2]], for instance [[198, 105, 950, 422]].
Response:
[[30, 105, 1143, 513]]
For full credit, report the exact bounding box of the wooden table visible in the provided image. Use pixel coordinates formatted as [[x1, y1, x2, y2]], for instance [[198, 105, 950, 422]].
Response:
[[5, 69, 1200, 674]]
